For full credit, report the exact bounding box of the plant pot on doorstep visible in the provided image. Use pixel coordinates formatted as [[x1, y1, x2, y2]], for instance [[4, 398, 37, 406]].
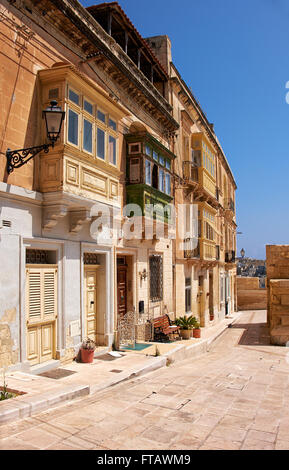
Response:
[[80, 348, 95, 363], [193, 327, 201, 338], [80, 337, 96, 363], [180, 328, 191, 340]]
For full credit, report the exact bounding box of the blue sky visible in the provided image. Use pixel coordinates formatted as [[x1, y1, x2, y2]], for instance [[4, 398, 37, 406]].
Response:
[[82, 0, 289, 259]]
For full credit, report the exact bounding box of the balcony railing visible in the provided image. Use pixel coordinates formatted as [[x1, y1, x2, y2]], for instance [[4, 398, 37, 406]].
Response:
[[225, 250, 236, 263], [184, 238, 200, 259], [224, 198, 235, 212], [183, 161, 199, 183]]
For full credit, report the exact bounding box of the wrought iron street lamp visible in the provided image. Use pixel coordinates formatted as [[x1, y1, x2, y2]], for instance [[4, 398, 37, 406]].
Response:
[[6, 100, 65, 174]]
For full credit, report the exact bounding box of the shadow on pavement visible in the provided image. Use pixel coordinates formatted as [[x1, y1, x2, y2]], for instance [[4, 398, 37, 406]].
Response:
[[230, 322, 271, 346]]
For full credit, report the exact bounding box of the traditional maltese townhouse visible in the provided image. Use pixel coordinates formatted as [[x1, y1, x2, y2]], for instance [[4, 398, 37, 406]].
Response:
[[145, 36, 238, 326], [0, 0, 179, 371]]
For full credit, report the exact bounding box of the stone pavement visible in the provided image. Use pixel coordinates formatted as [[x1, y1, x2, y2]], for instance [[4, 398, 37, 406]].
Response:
[[2, 310, 289, 450], [0, 312, 241, 424]]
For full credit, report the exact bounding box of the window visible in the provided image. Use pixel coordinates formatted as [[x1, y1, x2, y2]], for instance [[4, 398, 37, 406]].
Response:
[[149, 255, 163, 301], [84, 99, 93, 115], [108, 135, 116, 165], [153, 150, 158, 161], [159, 169, 164, 192], [145, 159, 151, 185], [145, 145, 151, 156], [109, 118, 117, 131], [97, 127, 105, 160], [97, 110, 106, 123], [66, 87, 118, 165], [69, 89, 79, 105], [165, 159, 171, 170], [185, 277, 191, 313], [165, 173, 171, 195], [159, 155, 165, 166], [83, 119, 92, 153], [68, 109, 79, 146]]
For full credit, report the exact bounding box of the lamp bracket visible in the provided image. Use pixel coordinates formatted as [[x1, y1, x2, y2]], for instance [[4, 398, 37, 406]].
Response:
[[6, 143, 52, 174]]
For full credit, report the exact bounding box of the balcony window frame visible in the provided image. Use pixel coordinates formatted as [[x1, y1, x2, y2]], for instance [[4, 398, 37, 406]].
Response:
[[66, 84, 118, 167]]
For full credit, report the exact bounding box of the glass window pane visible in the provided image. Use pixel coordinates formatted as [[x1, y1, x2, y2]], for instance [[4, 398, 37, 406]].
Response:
[[97, 127, 105, 160], [83, 119, 92, 153], [145, 159, 151, 185], [159, 155, 165, 166], [159, 169, 164, 192], [153, 150, 158, 161], [109, 135, 116, 165], [145, 145, 151, 156], [97, 110, 106, 123], [109, 118, 117, 131], [84, 100, 93, 115], [68, 109, 78, 146], [165, 159, 171, 170], [165, 173, 171, 195], [69, 89, 79, 106]]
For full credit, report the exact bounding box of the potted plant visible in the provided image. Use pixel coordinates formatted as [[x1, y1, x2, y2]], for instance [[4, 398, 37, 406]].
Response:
[[80, 338, 96, 363], [175, 316, 195, 340], [193, 321, 201, 338]]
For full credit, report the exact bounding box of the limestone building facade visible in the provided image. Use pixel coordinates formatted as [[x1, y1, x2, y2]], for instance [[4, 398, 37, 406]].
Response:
[[0, 0, 237, 371], [146, 35, 237, 326]]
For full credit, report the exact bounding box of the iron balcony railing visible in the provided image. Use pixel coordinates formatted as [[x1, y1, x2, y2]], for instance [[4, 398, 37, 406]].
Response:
[[184, 238, 200, 259], [183, 161, 199, 183], [225, 250, 236, 263]]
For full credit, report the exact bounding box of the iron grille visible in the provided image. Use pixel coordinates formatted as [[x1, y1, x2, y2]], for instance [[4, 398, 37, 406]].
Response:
[[26, 249, 50, 264], [84, 253, 99, 265], [149, 255, 163, 301]]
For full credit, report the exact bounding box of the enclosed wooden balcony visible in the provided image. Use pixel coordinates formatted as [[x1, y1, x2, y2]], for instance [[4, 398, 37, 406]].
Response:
[[225, 250, 236, 263]]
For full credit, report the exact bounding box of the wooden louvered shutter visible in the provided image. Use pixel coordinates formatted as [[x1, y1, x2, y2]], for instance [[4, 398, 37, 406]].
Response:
[[27, 269, 42, 322], [43, 269, 57, 318], [26, 267, 57, 323]]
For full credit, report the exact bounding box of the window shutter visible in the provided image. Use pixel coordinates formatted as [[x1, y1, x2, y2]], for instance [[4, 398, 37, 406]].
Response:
[[43, 270, 57, 316], [26, 267, 57, 322], [130, 158, 140, 183], [27, 270, 41, 320]]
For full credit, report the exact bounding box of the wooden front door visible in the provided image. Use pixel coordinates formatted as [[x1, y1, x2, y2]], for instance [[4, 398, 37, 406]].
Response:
[[197, 275, 204, 325], [26, 266, 57, 365], [117, 265, 127, 317], [209, 272, 214, 320], [84, 268, 98, 342]]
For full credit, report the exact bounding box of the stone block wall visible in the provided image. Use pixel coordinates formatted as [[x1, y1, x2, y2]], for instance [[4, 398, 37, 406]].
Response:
[[267, 245, 289, 345], [237, 276, 267, 311]]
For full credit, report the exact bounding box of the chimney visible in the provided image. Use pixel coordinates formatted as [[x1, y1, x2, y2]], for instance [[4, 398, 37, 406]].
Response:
[[144, 35, 172, 74]]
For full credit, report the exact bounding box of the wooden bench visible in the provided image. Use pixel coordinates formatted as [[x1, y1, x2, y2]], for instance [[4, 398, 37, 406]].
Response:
[[152, 314, 180, 342]]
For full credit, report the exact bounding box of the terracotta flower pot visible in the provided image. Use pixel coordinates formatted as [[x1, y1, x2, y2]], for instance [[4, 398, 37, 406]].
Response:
[[80, 348, 95, 363], [180, 329, 191, 340], [193, 328, 201, 338]]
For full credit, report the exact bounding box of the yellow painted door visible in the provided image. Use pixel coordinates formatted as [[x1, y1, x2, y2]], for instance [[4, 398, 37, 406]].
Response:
[[26, 267, 57, 365], [85, 268, 97, 342]]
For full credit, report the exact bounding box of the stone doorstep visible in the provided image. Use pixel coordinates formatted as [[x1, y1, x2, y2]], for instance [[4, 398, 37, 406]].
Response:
[[0, 384, 90, 425]]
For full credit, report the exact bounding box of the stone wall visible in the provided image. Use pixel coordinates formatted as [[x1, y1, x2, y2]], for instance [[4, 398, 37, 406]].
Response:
[[237, 276, 267, 311], [267, 245, 289, 345]]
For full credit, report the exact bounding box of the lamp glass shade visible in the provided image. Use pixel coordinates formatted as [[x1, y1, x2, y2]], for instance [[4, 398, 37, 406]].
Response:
[[43, 101, 65, 144]]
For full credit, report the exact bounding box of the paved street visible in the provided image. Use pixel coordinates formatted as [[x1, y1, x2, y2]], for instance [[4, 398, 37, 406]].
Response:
[[1, 310, 289, 450]]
